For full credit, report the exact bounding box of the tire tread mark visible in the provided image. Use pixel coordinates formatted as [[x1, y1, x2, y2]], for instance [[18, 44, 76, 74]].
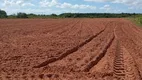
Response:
[[113, 41, 125, 80]]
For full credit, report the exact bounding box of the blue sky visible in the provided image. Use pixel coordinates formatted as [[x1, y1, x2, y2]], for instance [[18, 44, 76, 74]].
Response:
[[0, 0, 142, 15]]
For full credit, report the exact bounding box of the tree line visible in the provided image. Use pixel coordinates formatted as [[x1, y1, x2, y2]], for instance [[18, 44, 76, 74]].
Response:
[[0, 9, 141, 18]]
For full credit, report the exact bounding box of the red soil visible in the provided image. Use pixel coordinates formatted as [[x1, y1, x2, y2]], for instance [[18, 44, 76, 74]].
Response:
[[0, 18, 142, 80]]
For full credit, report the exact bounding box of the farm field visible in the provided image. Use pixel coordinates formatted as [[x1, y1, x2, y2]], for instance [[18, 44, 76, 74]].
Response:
[[0, 18, 142, 80]]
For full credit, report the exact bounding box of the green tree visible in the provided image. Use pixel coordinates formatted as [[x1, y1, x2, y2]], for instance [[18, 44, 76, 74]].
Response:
[[17, 12, 28, 18], [0, 9, 7, 18], [51, 14, 57, 17]]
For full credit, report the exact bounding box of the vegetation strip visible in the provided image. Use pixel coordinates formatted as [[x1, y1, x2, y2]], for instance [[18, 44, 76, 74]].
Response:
[[1, 9, 142, 18]]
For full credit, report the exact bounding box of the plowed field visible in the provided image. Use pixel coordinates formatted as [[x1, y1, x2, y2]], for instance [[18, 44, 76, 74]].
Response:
[[0, 18, 142, 80]]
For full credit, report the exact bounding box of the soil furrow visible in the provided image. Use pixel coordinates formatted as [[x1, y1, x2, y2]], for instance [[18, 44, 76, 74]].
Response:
[[33, 28, 106, 68], [82, 34, 115, 72], [1, 19, 142, 80], [56, 20, 80, 35], [123, 47, 142, 80]]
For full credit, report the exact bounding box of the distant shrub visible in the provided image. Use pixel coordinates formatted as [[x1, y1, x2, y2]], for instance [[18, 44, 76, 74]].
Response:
[[0, 9, 7, 18], [51, 14, 57, 17], [8, 14, 17, 18], [17, 12, 28, 18]]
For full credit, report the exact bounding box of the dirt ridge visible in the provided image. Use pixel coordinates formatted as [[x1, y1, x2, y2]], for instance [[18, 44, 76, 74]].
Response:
[[83, 34, 115, 72], [33, 28, 106, 68]]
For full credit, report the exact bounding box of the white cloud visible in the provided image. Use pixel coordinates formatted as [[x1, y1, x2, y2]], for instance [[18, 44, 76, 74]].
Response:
[[40, 0, 58, 7], [2, 7, 51, 14], [3, 0, 12, 6], [100, 5, 111, 11], [40, 0, 96, 10], [56, 2, 72, 8], [3, 0, 34, 7], [84, 0, 142, 9], [56, 2, 96, 9], [22, 3, 35, 7], [16, 0, 23, 5], [84, 0, 113, 2]]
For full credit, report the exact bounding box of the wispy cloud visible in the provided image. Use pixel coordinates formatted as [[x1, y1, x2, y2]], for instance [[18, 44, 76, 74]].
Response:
[[100, 5, 111, 11], [0, 0, 141, 15], [84, 0, 142, 9], [2, 0, 34, 7], [40, 0, 96, 10]]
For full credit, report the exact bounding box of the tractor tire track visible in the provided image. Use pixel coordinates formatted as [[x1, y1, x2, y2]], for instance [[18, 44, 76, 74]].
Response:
[[117, 23, 142, 79], [113, 22, 142, 80], [113, 42, 142, 80], [113, 41, 125, 80]]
